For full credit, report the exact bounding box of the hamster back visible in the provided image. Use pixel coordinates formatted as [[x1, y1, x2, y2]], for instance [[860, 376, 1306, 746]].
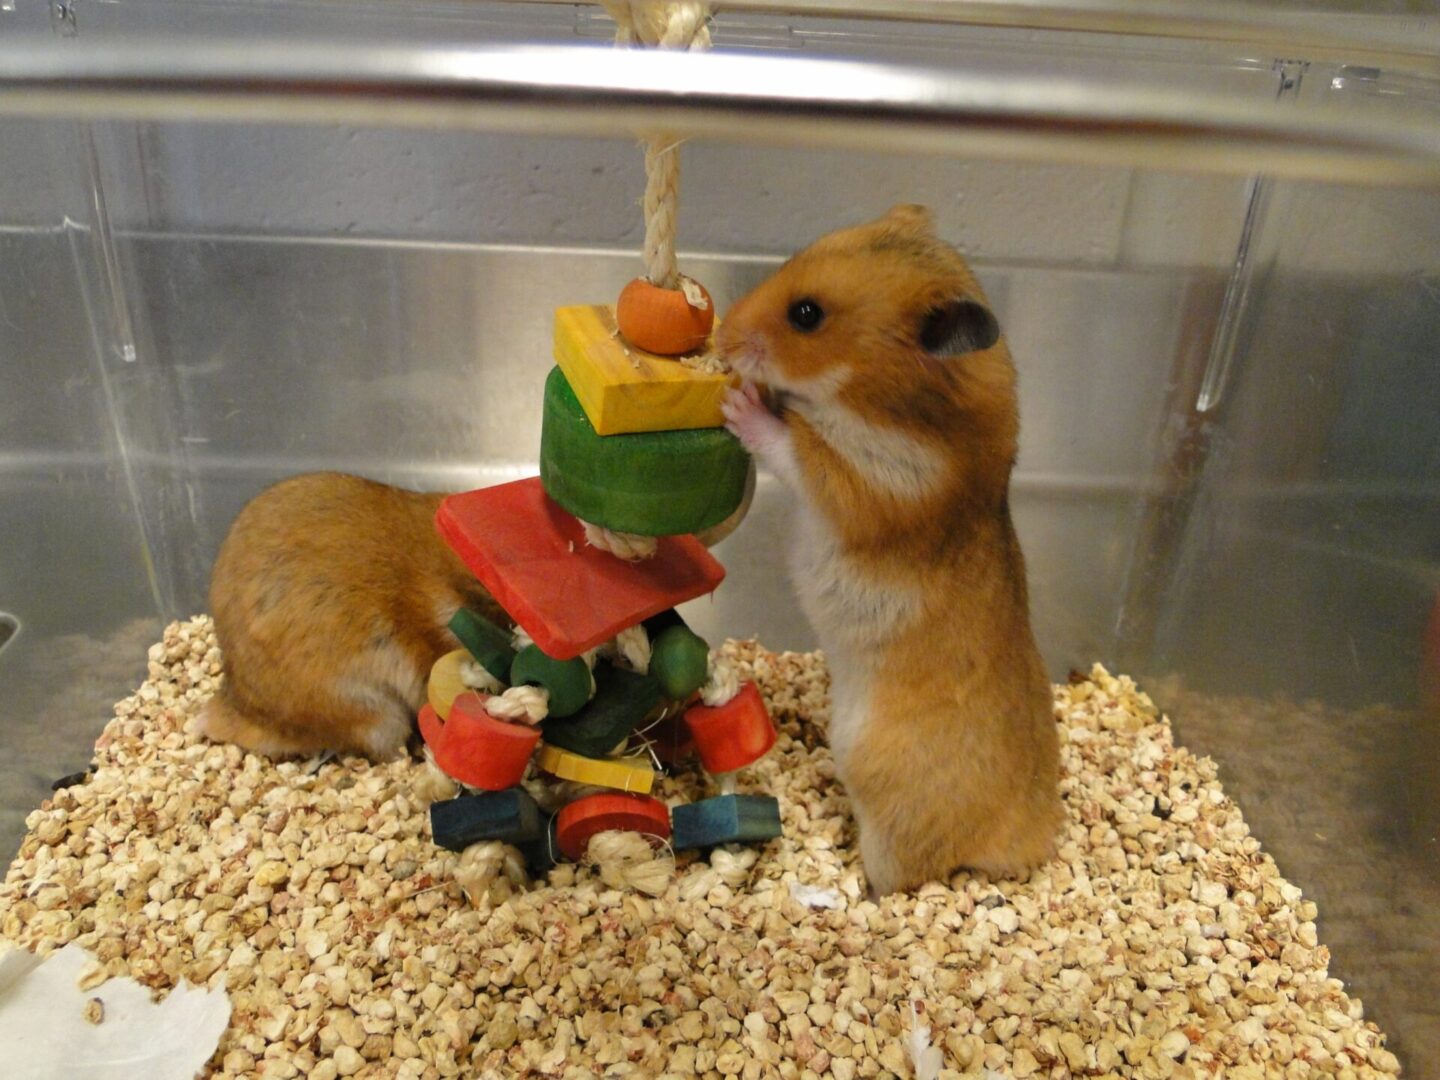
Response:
[[201, 472, 504, 759]]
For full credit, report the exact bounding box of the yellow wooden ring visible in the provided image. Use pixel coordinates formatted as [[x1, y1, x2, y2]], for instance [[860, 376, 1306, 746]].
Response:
[[427, 648, 474, 720]]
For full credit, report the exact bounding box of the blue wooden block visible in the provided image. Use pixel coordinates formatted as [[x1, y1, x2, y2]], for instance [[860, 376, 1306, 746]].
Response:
[[429, 788, 543, 853], [671, 794, 782, 850], [521, 818, 562, 875]]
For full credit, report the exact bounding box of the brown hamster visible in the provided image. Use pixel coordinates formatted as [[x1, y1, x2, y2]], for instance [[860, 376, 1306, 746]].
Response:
[[200, 469, 754, 760], [199, 472, 507, 760], [718, 204, 1061, 895]]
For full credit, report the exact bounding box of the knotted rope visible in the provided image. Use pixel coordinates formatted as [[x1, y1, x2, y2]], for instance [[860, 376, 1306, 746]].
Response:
[[602, 0, 712, 290]]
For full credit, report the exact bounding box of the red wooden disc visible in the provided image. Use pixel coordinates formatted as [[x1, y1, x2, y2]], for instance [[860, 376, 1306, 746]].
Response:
[[418, 694, 540, 791], [684, 682, 777, 775], [555, 792, 672, 861]]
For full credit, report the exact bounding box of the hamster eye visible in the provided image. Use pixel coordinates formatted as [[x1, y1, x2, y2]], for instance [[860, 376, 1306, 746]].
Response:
[[787, 299, 825, 332]]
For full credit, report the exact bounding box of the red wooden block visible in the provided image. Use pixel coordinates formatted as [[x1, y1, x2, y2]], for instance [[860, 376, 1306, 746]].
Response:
[[554, 792, 672, 861], [436, 478, 726, 661], [684, 682, 777, 775], [638, 708, 698, 767], [418, 694, 540, 791]]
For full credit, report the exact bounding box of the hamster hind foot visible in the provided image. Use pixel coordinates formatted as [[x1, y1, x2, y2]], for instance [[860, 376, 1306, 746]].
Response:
[[195, 685, 415, 762]]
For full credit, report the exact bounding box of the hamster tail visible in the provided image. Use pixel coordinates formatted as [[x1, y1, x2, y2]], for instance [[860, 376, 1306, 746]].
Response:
[[195, 692, 317, 759]]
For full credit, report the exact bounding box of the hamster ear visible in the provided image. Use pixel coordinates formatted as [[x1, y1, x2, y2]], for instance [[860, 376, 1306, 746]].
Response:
[[919, 299, 1000, 357], [882, 204, 935, 234]]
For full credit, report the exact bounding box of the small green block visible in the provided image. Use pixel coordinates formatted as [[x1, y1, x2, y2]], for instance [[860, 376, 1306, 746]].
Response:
[[511, 644, 594, 718], [542, 662, 663, 758], [651, 624, 710, 700], [448, 608, 516, 683], [671, 794, 782, 850]]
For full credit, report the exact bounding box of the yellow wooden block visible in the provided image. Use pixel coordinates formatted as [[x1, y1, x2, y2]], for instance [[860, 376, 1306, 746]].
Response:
[[535, 742, 655, 795], [553, 304, 738, 435], [427, 648, 473, 720]]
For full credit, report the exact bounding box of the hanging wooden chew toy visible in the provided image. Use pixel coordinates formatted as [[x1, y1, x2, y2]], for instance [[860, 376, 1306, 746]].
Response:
[[420, 2, 786, 901]]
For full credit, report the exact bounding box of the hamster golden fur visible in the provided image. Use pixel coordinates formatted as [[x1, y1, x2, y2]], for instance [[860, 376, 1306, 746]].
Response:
[[199, 472, 507, 760], [719, 205, 1061, 895]]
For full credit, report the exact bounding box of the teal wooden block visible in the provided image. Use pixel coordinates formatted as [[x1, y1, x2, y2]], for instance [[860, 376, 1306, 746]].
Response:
[[671, 794, 782, 850], [542, 662, 662, 757], [521, 818, 562, 875], [429, 788, 542, 853]]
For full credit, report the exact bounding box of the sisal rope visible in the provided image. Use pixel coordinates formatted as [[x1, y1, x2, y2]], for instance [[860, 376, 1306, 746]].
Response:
[[602, 1, 713, 289], [581, 519, 659, 561], [483, 684, 550, 725]]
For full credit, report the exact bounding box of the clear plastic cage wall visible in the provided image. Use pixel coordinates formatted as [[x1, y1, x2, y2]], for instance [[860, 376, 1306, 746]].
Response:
[[0, 0, 1437, 1073]]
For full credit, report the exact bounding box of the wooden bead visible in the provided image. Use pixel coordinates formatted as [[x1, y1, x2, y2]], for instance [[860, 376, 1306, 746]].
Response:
[[553, 304, 734, 435], [429, 788, 543, 853], [542, 662, 662, 758], [650, 624, 710, 700], [615, 278, 716, 356], [671, 794, 782, 850], [435, 477, 726, 661], [510, 645, 594, 718], [447, 608, 515, 684], [539, 366, 750, 537], [418, 696, 540, 791], [535, 743, 655, 795], [555, 792, 671, 861], [684, 682, 777, 775]]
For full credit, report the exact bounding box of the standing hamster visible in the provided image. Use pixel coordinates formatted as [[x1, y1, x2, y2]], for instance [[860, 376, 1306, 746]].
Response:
[[718, 205, 1061, 895], [199, 472, 507, 760], [200, 471, 753, 760]]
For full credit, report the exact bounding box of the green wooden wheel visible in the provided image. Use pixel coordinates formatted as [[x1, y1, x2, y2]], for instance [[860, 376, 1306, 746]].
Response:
[[540, 366, 750, 536]]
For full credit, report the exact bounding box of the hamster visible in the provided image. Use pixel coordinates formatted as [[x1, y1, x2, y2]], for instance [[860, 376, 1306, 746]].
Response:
[[199, 469, 754, 761], [198, 472, 506, 760], [718, 204, 1061, 895]]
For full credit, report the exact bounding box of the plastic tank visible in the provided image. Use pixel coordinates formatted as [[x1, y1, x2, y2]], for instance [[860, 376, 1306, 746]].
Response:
[[1, 0, 1436, 1069]]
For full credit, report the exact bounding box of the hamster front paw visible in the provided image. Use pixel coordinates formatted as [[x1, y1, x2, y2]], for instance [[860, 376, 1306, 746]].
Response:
[[723, 382, 787, 454], [724, 383, 801, 488]]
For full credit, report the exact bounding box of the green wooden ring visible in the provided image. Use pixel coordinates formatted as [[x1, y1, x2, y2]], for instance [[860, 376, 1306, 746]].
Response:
[[510, 644, 594, 719], [539, 366, 750, 537]]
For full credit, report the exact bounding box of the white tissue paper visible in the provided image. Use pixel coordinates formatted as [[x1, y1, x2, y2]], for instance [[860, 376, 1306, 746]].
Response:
[[905, 1001, 944, 1080], [788, 881, 844, 910], [0, 942, 231, 1080]]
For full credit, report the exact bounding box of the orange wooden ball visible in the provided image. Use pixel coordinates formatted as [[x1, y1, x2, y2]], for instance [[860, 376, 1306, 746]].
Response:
[[616, 277, 715, 356]]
